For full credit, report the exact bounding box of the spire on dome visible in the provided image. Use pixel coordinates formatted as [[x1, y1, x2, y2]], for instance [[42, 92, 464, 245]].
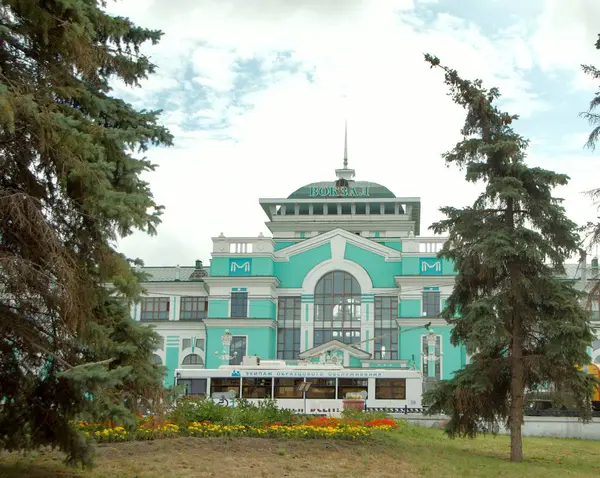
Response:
[[343, 119, 348, 169], [336, 119, 355, 181]]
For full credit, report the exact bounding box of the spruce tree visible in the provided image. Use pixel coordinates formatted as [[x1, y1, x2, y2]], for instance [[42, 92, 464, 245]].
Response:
[[581, 33, 600, 291], [422, 54, 596, 462], [0, 0, 171, 465]]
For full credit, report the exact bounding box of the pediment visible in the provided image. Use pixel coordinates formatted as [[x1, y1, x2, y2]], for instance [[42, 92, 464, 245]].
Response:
[[274, 228, 401, 262], [299, 339, 371, 360]]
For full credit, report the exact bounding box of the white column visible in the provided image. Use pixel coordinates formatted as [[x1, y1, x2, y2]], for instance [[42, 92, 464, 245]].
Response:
[[361, 302, 375, 355], [301, 302, 314, 352]]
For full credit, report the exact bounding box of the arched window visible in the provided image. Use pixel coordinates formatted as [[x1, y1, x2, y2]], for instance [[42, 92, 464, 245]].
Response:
[[314, 271, 361, 346], [152, 354, 162, 365], [182, 354, 204, 367]]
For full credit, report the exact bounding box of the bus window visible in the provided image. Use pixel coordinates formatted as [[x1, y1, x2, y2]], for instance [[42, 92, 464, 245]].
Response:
[[375, 379, 406, 399], [211, 378, 240, 396], [242, 378, 272, 398], [306, 379, 336, 399], [274, 378, 303, 398], [338, 379, 368, 399], [178, 379, 207, 396]]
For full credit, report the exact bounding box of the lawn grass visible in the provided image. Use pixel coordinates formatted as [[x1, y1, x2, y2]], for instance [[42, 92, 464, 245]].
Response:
[[1, 424, 599, 477]]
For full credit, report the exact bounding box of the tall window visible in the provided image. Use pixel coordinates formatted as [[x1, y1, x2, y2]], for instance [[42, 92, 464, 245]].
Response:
[[374, 296, 398, 359], [314, 271, 361, 346], [231, 292, 248, 318], [277, 297, 301, 359], [140, 297, 170, 321], [423, 290, 440, 317], [180, 297, 207, 320], [230, 336, 247, 366]]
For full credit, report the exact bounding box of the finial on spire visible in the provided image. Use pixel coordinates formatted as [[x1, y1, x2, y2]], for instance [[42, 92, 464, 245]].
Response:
[[343, 119, 348, 169]]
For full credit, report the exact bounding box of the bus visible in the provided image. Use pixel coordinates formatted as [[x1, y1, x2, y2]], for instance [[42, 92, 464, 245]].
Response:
[[174, 359, 422, 415]]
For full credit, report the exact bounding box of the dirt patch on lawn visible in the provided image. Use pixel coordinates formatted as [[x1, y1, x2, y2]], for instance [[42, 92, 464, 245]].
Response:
[[0, 437, 417, 478]]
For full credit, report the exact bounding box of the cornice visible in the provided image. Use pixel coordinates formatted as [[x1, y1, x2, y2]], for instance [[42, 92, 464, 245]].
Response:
[[203, 318, 277, 329]]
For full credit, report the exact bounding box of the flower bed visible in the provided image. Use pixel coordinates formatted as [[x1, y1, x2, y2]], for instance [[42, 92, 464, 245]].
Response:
[[75, 416, 397, 443]]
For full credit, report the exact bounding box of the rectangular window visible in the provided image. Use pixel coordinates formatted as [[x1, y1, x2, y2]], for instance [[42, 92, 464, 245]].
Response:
[[231, 292, 248, 318], [337, 379, 368, 399], [374, 296, 398, 360], [229, 336, 247, 366], [274, 378, 304, 399], [375, 379, 406, 399], [179, 378, 207, 396], [211, 378, 240, 396], [277, 297, 301, 360], [140, 297, 170, 321], [306, 378, 336, 399], [180, 296, 207, 320], [423, 291, 441, 317], [242, 378, 273, 398]]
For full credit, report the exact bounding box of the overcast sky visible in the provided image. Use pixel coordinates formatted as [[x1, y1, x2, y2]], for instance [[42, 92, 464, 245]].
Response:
[[106, 0, 600, 267]]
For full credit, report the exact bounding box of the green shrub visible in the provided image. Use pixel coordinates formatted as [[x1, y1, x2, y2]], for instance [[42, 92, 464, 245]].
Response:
[[341, 408, 390, 421], [168, 397, 296, 427]]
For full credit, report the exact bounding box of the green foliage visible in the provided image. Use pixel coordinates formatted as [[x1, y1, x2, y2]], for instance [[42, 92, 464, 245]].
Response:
[[580, 33, 600, 303], [422, 54, 596, 461], [0, 0, 172, 467], [340, 408, 389, 421], [168, 396, 297, 427]]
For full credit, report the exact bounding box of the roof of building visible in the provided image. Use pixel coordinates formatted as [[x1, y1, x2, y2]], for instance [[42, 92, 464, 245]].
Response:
[[140, 266, 209, 282], [288, 180, 396, 199]]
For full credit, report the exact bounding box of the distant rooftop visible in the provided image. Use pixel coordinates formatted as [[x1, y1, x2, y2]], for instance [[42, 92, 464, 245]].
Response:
[[140, 265, 209, 282]]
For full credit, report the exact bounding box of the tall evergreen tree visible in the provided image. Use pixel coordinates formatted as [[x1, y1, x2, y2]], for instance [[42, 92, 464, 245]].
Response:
[[0, 0, 172, 465], [580, 33, 600, 295], [422, 54, 596, 462]]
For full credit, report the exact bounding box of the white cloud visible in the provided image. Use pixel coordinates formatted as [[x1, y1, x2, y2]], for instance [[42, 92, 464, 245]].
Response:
[[105, 0, 591, 265], [531, 0, 600, 90]]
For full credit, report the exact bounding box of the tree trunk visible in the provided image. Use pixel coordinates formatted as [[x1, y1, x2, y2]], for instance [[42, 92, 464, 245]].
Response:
[[507, 197, 524, 462], [509, 311, 524, 462]]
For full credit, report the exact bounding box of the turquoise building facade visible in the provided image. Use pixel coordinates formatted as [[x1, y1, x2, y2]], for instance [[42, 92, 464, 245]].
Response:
[[133, 157, 474, 398]]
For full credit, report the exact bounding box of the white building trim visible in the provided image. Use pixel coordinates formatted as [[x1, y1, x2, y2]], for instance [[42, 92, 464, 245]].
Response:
[[274, 228, 401, 263]]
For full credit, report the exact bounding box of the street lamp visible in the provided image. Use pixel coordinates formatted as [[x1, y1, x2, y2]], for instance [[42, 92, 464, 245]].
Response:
[[214, 329, 237, 363]]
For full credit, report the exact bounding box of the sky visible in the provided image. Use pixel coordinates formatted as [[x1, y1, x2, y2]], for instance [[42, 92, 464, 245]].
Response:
[[105, 0, 600, 267]]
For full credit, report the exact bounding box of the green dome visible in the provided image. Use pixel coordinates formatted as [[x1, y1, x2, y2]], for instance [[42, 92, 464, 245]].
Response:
[[288, 181, 396, 199]]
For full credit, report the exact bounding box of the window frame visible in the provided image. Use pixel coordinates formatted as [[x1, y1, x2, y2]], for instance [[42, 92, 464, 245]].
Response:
[[313, 271, 362, 347], [375, 378, 406, 399], [277, 296, 301, 360], [140, 297, 170, 321], [422, 290, 441, 317], [179, 296, 207, 320], [181, 354, 204, 366], [229, 335, 247, 366], [230, 292, 248, 318], [374, 296, 399, 360]]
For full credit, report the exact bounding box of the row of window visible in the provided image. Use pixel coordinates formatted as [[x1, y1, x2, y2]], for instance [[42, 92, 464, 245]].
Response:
[[181, 378, 406, 400], [139, 291, 441, 322], [140, 292, 249, 321], [155, 332, 441, 376]]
